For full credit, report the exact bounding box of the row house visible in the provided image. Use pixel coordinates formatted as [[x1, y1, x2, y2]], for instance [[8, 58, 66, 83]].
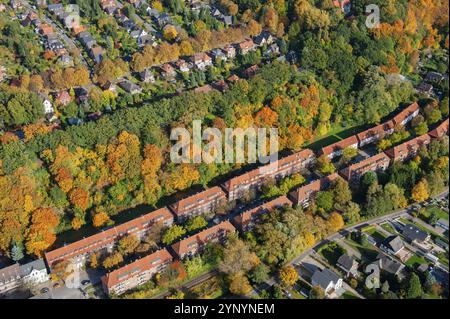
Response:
[[319, 135, 359, 160], [169, 187, 227, 222], [384, 134, 431, 162], [101, 248, 173, 296], [45, 207, 174, 269], [339, 152, 391, 183], [428, 118, 449, 139], [356, 121, 395, 147], [392, 102, 420, 126], [0, 264, 21, 296], [233, 196, 292, 232], [288, 173, 339, 207], [171, 221, 236, 259], [223, 149, 315, 202]]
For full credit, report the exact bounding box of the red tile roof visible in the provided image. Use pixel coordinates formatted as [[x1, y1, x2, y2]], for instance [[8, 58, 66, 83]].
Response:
[[384, 134, 431, 161], [171, 221, 235, 258], [234, 196, 292, 230], [319, 136, 359, 157], [288, 173, 339, 205], [357, 121, 394, 145], [238, 39, 256, 50], [428, 118, 449, 138], [223, 149, 315, 192], [101, 248, 173, 291], [169, 187, 227, 218], [45, 207, 174, 268], [392, 102, 420, 126], [339, 153, 391, 181]]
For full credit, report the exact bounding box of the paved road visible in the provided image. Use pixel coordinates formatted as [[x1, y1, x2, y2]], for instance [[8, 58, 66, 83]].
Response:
[[20, 0, 92, 72]]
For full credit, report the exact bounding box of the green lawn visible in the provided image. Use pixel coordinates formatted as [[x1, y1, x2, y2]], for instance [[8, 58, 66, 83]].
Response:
[[345, 238, 379, 262], [380, 223, 397, 235], [405, 254, 428, 268], [318, 242, 346, 265], [362, 227, 386, 242], [341, 291, 361, 299]]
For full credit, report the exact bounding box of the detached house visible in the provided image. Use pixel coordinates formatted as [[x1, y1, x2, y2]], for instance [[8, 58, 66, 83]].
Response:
[[336, 254, 359, 278], [371, 253, 404, 276], [101, 249, 173, 296], [139, 68, 155, 83], [402, 224, 430, 245], [253, 31, 274, 47], [20, 259, 49, 286], [380, 235, 409, 262], [222, 45, 236, 59], [159, 63, 176, 79], [191, 52, 213, 70], [90, 46, 104, 64], [237, 38, 257, 55], [169, 187, 227, 222], [118, 80, 142, 94], [173, 59, 191, 73], [39, 23, 54, 36], [171, 221, 236, 259], [311, 268, 344, 298], [55, 91, 72, 106]]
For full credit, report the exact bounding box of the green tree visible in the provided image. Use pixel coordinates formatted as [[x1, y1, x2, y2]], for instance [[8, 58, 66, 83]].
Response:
[[405, 273, 423, 299], [162, 225, 186, 245], [185, 216, 208, 232]]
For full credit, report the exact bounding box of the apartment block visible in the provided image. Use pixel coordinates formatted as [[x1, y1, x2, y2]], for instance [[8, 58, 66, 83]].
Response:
[[169, 187, 227, 222], [339, 153, 391, 182], [233, 196, 292, 232], [171, 221, 236, 259], [45, 207, 174, 269], [384, 134, 431, 162], [318, 136, 359, 160], [357, 121, 395, 147], [101, 249, 173, 296], [392, 102, 420, 126], [428, 118, 449, 139], [222, 149, 315, 202], [288, 173, 339, 207]]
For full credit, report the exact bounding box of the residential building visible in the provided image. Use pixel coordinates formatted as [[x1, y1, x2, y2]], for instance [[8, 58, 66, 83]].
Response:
[[227, 74, 240, 83], [336, 254, 359, 278], [380, 235, 405, 255], [210, 48, 227, 62], [194, 84, 213, 94], [384, 134, 431, 162], [0, 264, 21, 296], [233, 196, 292, 232], [319, 135, 359, 159], [311, 268, 344, 297], [118, 80, 142, 94], [339, 152, 391, 182], [371, 253, 404, 276], [40, 94, 53, 115], [392, 102, 420, 126], [425, 71, 444, 83], [288, 173, 339, 207], [58, 54, 74, 67], [402, 223, 430, 244], [191, 52, 213, 70], [45, 207, 174, 268], [264, 43, 280, 57], [159, 63, 176, 79], [55, 91, 72, 106], [171, 221, 236, 259], [428, 118, 449, 139], [10, 0, 22, 10], [173, 59, 191, 73], [356, 121, 395, 147], [223, 150, 315, 202], [222, 45, 236, 59], [90, 46, 104, 64], [139, 68, 155, 83], [101, 249, 173, 296], [169, 187, 227, 222], [253, 31, 274, 47], [212, 79, 229, 92], [78, 32, 96, 49], [20, 259, 49, 286], [237, 38, 257, 55], [243, 65, 259, 78]]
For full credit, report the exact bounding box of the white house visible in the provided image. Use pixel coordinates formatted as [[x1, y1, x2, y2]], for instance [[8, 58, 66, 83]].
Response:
[[20, 259, 49, 286], [311, 268, 344, 297]]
